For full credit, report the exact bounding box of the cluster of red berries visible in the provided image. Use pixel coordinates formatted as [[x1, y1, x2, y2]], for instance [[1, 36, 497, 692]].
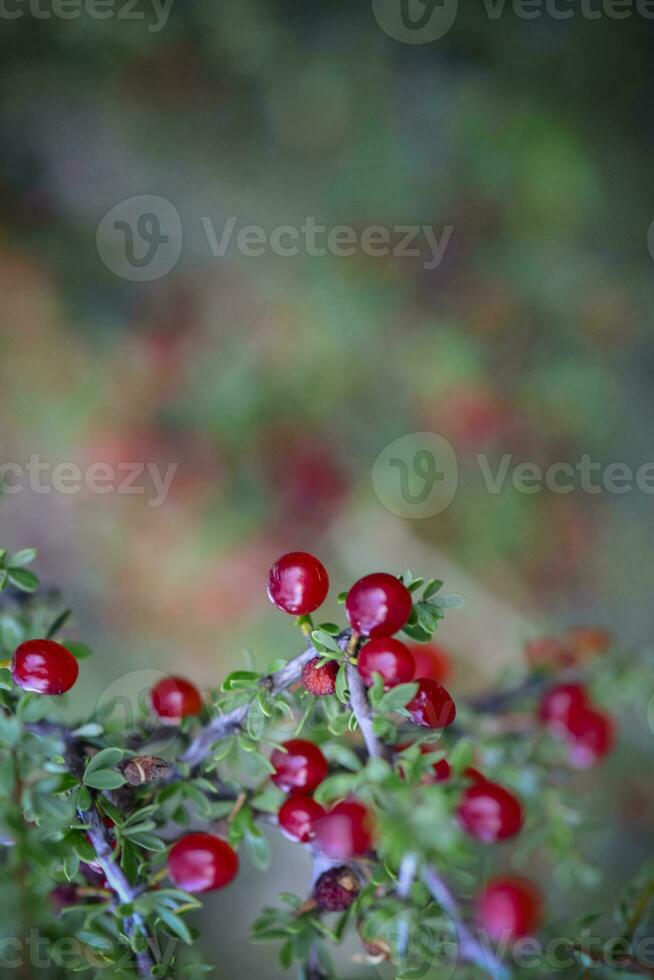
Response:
[[538, 682, 614, 769], [269, 552, 457, 730]]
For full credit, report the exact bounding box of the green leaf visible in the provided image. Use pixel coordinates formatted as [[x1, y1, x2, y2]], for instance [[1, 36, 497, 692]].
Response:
[[450, 738, 474, 774], [85, 747, 125, 776], [245, 830, 271, 871], [423, 579, 444, 600], [379, 683, 418, 714], [157, 907, 193, 944], [335, 664, 349, 704], [84, 770, 126, 790], [8, 548, 36, 568], [222, 670, 260, 691], [311, 630, 341, 654], [314, 773, 359, 806], [430, 593, 465, 610], [63, 640, 94, 660], [7, 569, 38, 593]]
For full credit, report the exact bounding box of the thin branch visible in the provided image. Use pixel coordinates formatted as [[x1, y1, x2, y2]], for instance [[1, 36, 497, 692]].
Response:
[[422, 866, 509, 979], [81, 805, 156, 978], [346, 662, 384, 759], [182, 634, 350, 768]]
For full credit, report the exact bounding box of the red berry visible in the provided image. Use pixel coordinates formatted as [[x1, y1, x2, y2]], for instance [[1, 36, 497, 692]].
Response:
[[457, 782, 524, 843], [267, 552, 329, 615], [429, 756, 452, 783], [278, 796, 326, 843], [357, 638, 415, 689], [315, 800, 374, 859], [302, 658, 339, 696], [406, 678, 456, 729], [150, 676, 202, 724], [167, 833, 238, 893], [271, 739, 329, 795], [345, 573, 412, 638], [477, 876, 542, 941], [11, 639, 79, 695], [565, 707, 614, 769], [409, 642, 453, 683], [314, 865, 360, 911], [565, 627, 612, 659], [538, 683, 588, 733]]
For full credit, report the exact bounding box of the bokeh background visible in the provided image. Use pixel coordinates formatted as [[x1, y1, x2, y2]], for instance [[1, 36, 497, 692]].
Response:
[[1, 2, 654, 975]]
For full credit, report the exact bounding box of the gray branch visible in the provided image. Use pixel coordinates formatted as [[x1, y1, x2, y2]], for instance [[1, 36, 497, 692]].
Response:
[[346, 662, 384, 759], [422, 867, 509, 979]]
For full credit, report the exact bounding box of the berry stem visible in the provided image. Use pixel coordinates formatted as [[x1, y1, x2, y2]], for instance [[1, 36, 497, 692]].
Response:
[[422, 866, 509, 978]]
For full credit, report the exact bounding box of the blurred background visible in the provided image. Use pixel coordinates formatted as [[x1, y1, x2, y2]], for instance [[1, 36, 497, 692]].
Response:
[[1, 1, 654, 974]]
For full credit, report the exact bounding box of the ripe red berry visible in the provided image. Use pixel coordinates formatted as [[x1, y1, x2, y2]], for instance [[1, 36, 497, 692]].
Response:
[[406, 678, 456, 729], [457, 782, 524, 843], [278, 796, 326, 843], [315, 800, 374, 859], [302, 658, 339, 696], [271, 739, 329, 795], [314, 865, 360, 911], [565, 706, 614, 769], [357, 638, 415, 689], [409, 642, 453, 683], [477, 876, 542, 942], [11, 639, 79, 695], [167, 833, 238, 893], [267, 552, 329, 615], [150, 676, 202, 724], [538, 683, 588, 734], [345, 573, 412, 638]]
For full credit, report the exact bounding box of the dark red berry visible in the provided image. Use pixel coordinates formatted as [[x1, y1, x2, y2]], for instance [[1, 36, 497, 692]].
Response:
[[314, 865, 360, 911], [267, 552, 329, 615], [477, 876, 542, 941], [315, 800, 374, 859], [302, 658, 339, 696], [565, 707, 614, 769], [50, 883, 80, 911], [457, 782, 524, 843], [11, 639, 79, 695], [278, 796, 326, 843], [406, 678, 456, 729], [538, 683, 588, 734], [409, 642, 453, 683], [167, 833, 238, 893], [345, 573, 412, 638], [150, 676, 202, 724], [357, 638, 414, 689], [271, 739, 329, 795]]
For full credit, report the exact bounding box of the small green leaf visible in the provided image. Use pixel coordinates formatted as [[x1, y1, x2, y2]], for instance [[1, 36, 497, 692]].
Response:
[[8, 548, 36, 568], [84, 769, 126, 790], [85, 747, 125, 776], [335, 664, 349, 704], [157, 908, 193, 944], [423, 579, 444, 600], [7, 569, 38, 593], [245, 830, 271, 871]]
